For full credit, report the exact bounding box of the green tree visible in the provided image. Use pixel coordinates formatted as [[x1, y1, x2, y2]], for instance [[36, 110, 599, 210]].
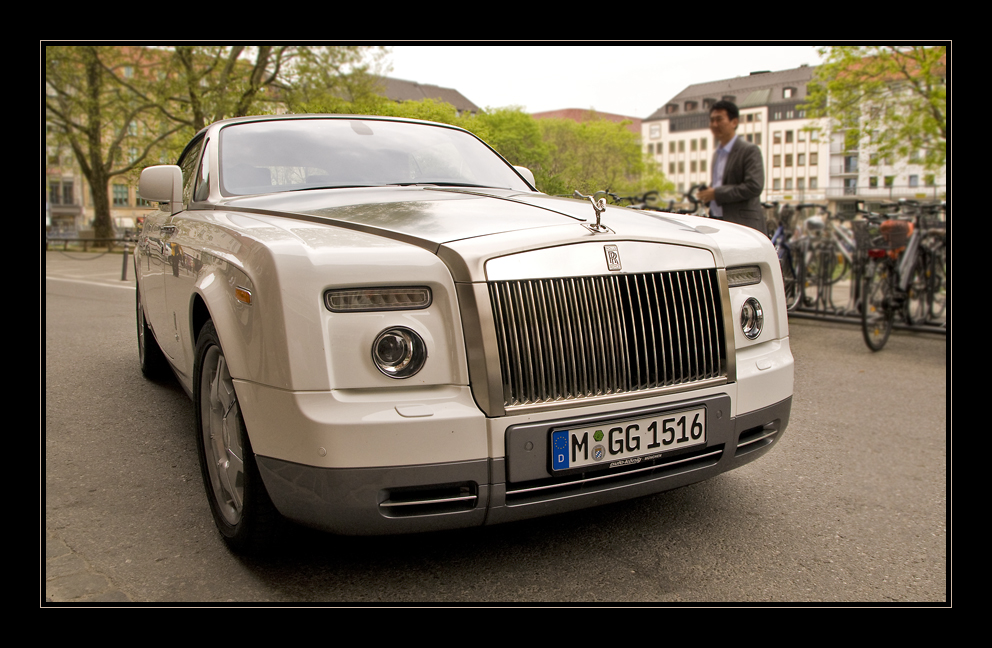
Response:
[[537, 115, 672, 197], [45, 45, 186, 239], [803, 46, 947, 171]]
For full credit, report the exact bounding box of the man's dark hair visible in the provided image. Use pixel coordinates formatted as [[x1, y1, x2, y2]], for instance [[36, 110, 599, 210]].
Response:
[[711, 100, 739, 121]]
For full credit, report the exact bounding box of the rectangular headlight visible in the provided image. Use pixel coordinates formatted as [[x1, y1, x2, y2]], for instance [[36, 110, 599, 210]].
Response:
[[727, 265, 761, 287], [324, 287, 432, 312]]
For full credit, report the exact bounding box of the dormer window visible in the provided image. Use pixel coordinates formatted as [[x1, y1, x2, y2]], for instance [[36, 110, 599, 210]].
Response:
[[783, 87, 796, 99], [685, 100, 698, 111], [666, 104, 679, 114]]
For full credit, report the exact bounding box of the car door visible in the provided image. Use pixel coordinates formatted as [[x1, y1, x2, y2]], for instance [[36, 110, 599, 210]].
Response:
[[158, 137, 206, 382]]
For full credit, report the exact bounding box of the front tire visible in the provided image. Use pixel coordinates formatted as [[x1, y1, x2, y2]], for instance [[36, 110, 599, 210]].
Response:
[[194, 320, 280, 552]]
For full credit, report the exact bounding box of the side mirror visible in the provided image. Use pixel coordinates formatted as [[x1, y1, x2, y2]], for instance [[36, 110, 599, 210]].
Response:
[[139, 165, 184, 215], [513, 166, 536, 190]]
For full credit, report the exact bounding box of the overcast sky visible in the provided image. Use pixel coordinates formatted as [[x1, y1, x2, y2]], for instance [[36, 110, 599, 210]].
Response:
[[385, 44, 824, 119]]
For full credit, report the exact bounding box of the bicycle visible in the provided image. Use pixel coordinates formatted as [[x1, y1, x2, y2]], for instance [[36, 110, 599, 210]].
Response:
[[903, 201, 947, 326], [765, 202, 801, 311], [667, 184, 709, 217], [614, 190, 663, 211], [857, 208, 921, 351]]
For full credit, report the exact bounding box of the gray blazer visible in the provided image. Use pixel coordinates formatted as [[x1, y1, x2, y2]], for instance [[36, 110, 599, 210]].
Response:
[[711, 137, 765, 233]]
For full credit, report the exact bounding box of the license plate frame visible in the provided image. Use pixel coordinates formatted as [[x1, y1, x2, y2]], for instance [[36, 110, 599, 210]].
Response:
[[550, 406, 706, 473]]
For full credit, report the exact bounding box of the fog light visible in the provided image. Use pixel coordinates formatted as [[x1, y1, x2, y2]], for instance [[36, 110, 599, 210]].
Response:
[[740, 297, 764, 340], [372, 327, 427, 378]]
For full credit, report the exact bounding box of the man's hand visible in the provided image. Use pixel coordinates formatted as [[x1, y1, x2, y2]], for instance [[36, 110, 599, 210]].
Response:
[[697, 187, 716, 204]]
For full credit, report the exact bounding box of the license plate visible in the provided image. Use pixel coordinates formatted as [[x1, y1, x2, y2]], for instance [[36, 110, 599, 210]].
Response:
[[551, 407, 706, 472]]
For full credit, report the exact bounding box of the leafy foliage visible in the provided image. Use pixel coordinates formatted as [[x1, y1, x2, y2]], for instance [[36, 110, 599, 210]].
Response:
[[803, 46, 946, 171]]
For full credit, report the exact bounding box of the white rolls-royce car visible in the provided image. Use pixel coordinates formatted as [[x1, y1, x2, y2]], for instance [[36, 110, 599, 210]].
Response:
[[135, 114, 794, 552]]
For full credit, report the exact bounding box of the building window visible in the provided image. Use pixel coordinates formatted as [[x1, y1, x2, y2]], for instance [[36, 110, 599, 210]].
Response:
[[678, 161, 684, 173], [810, 177, 818, 189], [869, 177, 878, 188], [685, 100, 698, 111], [786, 131, 794, 143], [691, 160, 697, 173], [773, 154, 781, 167], [113, 184, 129, 206], [669, 162, 676, 175], [798, 178, 805, 190], [773, 131, 782, 144], [690, 139, 697, 152], [925, 174, 936, 186], [884, 176, 895, 187], [700, 159, 707, 173], [666, 104, 678, 114], [650, 124, 660, 139], [785, 154, 793, 167], [797, 153, 806, 166], [809, 152, 818, 165], [773, 179, 781, 190], [670, 141, 676, 154], [700, 137, 707, 150], [754, 133, 762, 146], [909, 175, 919, 187], [785, 178, 793, 190], [678, 140, 685, 153], [783, 87, 795, 99]]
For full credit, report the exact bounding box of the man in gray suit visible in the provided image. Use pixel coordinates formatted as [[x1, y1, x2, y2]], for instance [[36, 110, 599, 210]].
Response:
[[697, 101, 766, 233]]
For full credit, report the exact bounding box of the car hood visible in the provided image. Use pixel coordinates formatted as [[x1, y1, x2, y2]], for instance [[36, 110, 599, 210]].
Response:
[[218, 186, 743, 282]]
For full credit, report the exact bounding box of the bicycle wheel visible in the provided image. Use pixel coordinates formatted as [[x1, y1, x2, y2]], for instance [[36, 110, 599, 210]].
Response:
[[928, 243, 947, 321], [905, 250, 930, 326], [861, 257, 895, 351], [779, 247, 800, 311]]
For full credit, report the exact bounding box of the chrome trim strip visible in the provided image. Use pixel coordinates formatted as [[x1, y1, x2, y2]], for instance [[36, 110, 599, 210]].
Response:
[[506, 448, 723, 497], [380, 494, 478, 508], [502, 376, 728, 415], [737, 428, 778, 448]]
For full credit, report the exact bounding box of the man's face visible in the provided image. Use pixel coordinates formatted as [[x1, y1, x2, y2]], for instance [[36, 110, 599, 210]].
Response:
[[709, 109, 738, 145]]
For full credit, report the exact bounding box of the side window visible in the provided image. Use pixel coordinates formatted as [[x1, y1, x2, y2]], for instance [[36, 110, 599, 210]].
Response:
[[178, 137, 204, 206]]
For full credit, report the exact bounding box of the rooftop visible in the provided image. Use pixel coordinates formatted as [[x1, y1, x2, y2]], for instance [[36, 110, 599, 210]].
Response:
[[645, 65, 817, 121]]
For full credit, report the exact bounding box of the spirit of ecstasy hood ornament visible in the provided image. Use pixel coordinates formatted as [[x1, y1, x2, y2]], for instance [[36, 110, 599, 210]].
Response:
[[573, 190, 612, 233]]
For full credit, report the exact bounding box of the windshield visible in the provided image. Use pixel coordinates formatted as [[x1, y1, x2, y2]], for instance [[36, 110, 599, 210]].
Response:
[[218, 118, 531, 196]]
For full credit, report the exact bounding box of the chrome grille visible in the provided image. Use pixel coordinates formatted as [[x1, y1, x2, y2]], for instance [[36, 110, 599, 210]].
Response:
[[488, 269, 726, 407]]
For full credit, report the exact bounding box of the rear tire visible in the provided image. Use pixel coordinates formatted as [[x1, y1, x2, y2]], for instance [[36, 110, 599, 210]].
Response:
[[194, 320, 281, 553], [136, 284, 170, 380]]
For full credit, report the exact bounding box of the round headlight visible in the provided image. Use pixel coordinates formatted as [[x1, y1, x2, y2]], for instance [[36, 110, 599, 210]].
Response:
[[372, 327, 427, 378], [740, 297, 764, 340]]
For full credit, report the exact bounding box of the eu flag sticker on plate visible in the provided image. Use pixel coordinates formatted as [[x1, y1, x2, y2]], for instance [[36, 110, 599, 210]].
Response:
[[552, 430, 570, 470]]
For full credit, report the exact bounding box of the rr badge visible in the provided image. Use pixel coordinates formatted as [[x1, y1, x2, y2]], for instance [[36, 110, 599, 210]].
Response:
[[604, 245, 622, 271]]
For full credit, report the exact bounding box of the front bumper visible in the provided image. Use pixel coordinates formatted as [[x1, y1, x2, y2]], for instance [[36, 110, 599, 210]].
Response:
[[255, 394, 792, 535]]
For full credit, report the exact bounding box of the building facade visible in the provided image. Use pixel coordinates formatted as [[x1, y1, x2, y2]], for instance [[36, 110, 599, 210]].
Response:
[[641, 64, 946, 215]]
